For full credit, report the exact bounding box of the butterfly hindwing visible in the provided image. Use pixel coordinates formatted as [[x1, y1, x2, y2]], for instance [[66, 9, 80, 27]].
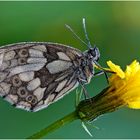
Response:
[[0, 42, 82, 111]]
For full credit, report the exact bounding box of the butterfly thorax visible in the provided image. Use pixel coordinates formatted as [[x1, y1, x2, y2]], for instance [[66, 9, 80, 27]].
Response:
[[73, 53, 94, 84], [74, 47, 100, 84]]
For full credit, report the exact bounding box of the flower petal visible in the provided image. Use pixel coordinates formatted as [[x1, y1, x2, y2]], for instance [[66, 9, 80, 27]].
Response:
[[107, 61, 125, 79], [127, 101, 140, 109]]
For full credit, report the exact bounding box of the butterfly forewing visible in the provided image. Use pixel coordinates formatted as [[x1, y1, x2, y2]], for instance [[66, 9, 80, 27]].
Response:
[[0, 42, 82, 112]]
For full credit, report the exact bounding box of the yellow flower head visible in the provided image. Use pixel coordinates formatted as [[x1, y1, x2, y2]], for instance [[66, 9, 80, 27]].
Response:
[[77, 60, 140, 122], [107, 60, 140, 109]]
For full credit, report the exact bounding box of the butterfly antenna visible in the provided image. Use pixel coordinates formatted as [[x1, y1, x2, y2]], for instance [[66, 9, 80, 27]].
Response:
[[65, 24, 88, 47], [82, 18, 92, 48]]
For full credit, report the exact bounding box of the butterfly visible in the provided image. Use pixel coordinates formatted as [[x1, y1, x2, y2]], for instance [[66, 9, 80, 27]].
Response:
[[0, 18, 105, 112]]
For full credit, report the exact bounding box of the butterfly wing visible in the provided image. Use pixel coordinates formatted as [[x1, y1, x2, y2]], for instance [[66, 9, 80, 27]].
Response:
[[0, 42, 82, 112]]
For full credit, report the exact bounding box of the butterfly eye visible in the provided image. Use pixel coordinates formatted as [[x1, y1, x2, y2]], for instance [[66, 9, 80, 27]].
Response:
[[18, 49, 28, 57], [12, 76, 22, 87], [17, 87, 28, 97], [18, 58, 27, 65], [88, 47, 100, 61]]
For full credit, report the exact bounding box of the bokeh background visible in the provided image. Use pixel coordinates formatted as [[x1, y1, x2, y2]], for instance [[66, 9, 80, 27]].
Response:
[[0, 1, 140, 139]]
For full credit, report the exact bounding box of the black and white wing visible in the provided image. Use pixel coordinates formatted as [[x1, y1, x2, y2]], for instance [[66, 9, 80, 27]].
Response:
[[0, 42, 82, 112]]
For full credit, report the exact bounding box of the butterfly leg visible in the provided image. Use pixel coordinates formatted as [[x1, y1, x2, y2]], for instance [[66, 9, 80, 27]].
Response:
[[78, 80, 91, 101], [81, 83, 90, 99], [94, 71, 109, 84], [93, 61, 112, 84]]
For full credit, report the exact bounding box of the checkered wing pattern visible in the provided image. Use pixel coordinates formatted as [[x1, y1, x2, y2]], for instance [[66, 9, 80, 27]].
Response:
[[0, 42, 82, 112]]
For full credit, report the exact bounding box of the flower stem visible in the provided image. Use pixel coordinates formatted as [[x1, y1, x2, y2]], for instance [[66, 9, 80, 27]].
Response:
[[27, 86, 126, 139], [27, 111, 79, 139]]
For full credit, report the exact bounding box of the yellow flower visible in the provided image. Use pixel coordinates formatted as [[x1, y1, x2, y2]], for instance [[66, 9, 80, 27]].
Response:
[[78, 60, 140, 121], [107, 60, 140, 109]]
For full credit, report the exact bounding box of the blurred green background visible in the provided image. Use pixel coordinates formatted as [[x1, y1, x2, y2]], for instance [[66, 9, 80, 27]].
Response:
[[0, 1, 140, 139]]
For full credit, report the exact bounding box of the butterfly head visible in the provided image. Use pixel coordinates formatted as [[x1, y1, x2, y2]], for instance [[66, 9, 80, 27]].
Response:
[[88, 45, 100, 62]]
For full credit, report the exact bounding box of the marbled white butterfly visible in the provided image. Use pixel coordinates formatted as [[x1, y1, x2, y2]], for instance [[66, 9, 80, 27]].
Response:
[[0, 18, 103, 112]]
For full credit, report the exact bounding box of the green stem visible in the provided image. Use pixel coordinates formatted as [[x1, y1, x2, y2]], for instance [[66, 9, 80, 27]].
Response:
[[27, 86, 125, 139], [27, 111, 79, 139]]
